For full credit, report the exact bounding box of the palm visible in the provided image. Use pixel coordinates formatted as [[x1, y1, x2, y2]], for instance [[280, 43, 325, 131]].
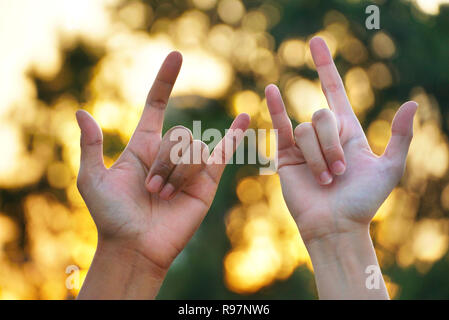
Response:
[[88, 152, 215, 269], [280, 141, 392, 234]]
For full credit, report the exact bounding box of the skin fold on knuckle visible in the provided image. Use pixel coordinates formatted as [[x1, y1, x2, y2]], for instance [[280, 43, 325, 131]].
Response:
[[311, 108, 332, 124], [166, 125, 192, 137], [325, 81, 343, 94], [147, 99, 167, 111], [322, 144, 343, 160], [151, 160, 173, 178], [294, 122, 313, 140], [307, 157, 327, 175], [168, 171, 189, 191]]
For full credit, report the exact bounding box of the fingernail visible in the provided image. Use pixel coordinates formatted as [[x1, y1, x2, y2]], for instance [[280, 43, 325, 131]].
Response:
[[159, 183, 175, 200], [320, 171, 333, 185], [331, 160, 346, 175], [147, 175, 163, 192]]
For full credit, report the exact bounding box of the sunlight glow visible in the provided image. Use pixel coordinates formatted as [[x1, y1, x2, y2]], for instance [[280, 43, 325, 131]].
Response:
[[1, 0, 448, 299]]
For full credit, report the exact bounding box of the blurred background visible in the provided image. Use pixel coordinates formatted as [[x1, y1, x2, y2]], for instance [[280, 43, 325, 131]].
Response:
[[0, 0, 448, 299]]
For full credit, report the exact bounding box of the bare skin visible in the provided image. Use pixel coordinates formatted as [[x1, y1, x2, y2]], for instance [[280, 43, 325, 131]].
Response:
[[76, 51, 250, 299], [265, 37, 417, 299], [76, 38, 416, 300]]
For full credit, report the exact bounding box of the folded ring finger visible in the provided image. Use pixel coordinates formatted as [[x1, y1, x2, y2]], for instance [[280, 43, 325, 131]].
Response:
[[312, 109, 345, 175], [159, 140, 209, 200], [294, 123, 332, 185], [145, 126, 192, 193]]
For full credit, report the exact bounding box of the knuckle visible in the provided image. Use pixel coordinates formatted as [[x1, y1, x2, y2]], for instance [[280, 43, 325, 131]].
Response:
[[294, 122, 313, 138], [322, 143, 342, 155], [153, 160, 173, 176], [312, 108, 332, 123], [148, 99, 167, 110], [81, 138, 103, 148], [307, 158, 326, 173], [168, 171, 188, 189], [324, 79, 343, 93], [277, 124, 293, 136], [171, 125, 192, 135], [165, 126, 193, 142]]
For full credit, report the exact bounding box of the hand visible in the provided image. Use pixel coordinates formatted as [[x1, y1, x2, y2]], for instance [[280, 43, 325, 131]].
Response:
[[265, 37, 417, 243], [265, 36, 416, 299], [76, 51, 250, 299]]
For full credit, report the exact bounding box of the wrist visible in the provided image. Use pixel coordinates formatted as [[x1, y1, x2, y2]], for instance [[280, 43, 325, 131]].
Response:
[[77, 237, 167, 299], [301, 222, 370, 248], [303, 224, 372, 263], [302, 225, 388, 299], [294, 211, 371, 246], [96, 237, 168, 279]]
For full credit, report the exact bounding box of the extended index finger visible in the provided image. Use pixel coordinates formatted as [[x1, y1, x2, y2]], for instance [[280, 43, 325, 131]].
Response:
[[309, 37, 355, 118], [134, 51, 183, 135]]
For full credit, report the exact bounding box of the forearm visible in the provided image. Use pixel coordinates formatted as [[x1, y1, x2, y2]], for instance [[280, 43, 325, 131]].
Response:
[[77, 239, 167, 300], [304, 225, 389, 300]]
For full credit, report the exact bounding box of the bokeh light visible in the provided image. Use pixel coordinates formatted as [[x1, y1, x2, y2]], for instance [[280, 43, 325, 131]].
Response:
[[1, 0, 448, 299]]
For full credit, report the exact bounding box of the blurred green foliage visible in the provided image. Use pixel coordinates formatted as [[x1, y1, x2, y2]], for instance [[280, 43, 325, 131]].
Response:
[[2, 0, 448, 299]]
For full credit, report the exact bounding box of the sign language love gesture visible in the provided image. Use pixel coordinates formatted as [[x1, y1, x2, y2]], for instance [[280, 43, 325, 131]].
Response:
[[265, 37, 417, 299], [76, 52, 250, 299]]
